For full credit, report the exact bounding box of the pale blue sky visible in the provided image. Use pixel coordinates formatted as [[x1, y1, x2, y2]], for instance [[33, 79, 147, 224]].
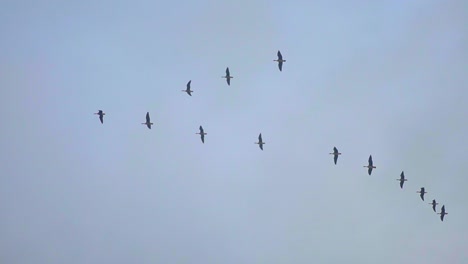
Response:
[[1, 0, 467, 263]]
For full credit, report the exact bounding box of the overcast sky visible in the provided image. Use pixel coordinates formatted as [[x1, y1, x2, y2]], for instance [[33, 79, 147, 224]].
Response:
[[1, 0, 467, 263]]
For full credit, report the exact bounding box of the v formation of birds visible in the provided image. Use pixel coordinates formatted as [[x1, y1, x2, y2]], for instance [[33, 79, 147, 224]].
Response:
[[94, 50, 448, 222]]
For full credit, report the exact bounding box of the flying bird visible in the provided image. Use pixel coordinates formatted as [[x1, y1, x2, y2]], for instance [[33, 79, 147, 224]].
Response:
[[437, 205, 447, 222], [255, 133, 265, 150], [274, 50, 286, 71], [196, 125, 207, 143], [94, 110, 105, 124], [329, 147, 341, 165], [222, 67, 233, 85], [363, 155, 376, 175], [396, 171, 407, 188], [142, 112, 153, 129], [430, 199, 438, 212], [417, 187, 427, 201], [182, 80, 193, 96]]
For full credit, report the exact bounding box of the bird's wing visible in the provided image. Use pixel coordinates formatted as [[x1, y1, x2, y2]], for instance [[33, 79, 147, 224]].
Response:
[[260, 144, 263, 150], [441, 205, 445, 213], [226, 67, 230, 76], [400, 171, 404, 179], [368, 155, 373, 166], [187, 90, 192, 96], [99, 115, 103, 124], [368, 167, 372, 175], [400, 181, 403, 188], [227, 77, 230, 85], [333, 147, 338, 153], [334, 155, 338, 164], [146, 112, 150, 122], [199, 126, 204, 133], [277, 50, 283, 60], [187, 80, 191, 89], [201, 134, 204, 143], [440, 214, 444, 221], [278, 61, 283, 71]]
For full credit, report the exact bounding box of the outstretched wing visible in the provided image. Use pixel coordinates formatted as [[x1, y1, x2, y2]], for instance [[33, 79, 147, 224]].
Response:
[[400, 181, 404, 189], [146, 112, 150, 123], [368, 167, 373, 175], [226, 67, 230, 76], [201, 134, 204, 143], [226, 77, 230, 85], [400, 171, 404, 180], [278, 61, 283, 71], [258, 133, 262, 142], [199, 126, 204, 134], [259, 144, 263, 150], [333, 147, 338, 153], [187, 80, 191, 89], [277, 50, 283, 60], [368, 155, 373, 166], [334, 154, 338, 165], [99, 114, 103, 124]]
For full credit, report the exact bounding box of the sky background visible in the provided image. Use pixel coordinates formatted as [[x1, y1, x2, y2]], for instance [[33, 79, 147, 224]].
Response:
[[1, 0, 467, 263]]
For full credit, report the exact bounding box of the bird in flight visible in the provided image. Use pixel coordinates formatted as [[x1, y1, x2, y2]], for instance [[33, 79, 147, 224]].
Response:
[[255, 133, 265, 150], [437, 205, 447, 222], [182, 80, 193, 96], [430, 199, 438, 212], [94, 110, 105, 124], [363, 155, 376, 175], [222, 67, 233, 85], [274, 50, 286, 71], [196, 125, 207, 143], [417, 187, 427, 201], [142, 112, 153, 129], [396, 171, 407, 189], [329, 147, 341, 165]]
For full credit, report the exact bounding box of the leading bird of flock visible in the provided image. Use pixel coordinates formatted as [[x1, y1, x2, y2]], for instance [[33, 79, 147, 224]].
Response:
[[417, 187, 427, 201], [274, 50, 286, 71], [196, 126, 207, 143], [222, 67, 233, 85], [255, 133, 265, 150], [364, 155, 376, 175], [94, 110, 105, 124], [397, 171, 407, 189], [329, 147, 341, 165], [142, 112, 153, 129], [438, 205, 447, 221]]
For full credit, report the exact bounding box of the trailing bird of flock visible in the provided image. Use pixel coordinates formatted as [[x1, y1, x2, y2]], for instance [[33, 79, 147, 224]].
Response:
[[93, 50, 448, 222]]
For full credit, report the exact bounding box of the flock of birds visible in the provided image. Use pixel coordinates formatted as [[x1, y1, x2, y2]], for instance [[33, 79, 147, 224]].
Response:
[[93, 50, 448, 222]]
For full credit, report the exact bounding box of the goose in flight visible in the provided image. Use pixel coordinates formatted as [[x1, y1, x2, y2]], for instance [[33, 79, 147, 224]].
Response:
[[437, 205, 447, 222], [274, 50, 286, 71], [222, 67, 233, 85], [417, 187, 427, 201], [329, 147, 341, 165], [94, 110, 105, 124], [142, 112, 153, 129], [430, 199, 438, 212], [363, 155, 376, 175], [396, 171, 407, 189], [182, 80, 193, 96], [255, 133, 265, 150], [196, 125, 207, 143]]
